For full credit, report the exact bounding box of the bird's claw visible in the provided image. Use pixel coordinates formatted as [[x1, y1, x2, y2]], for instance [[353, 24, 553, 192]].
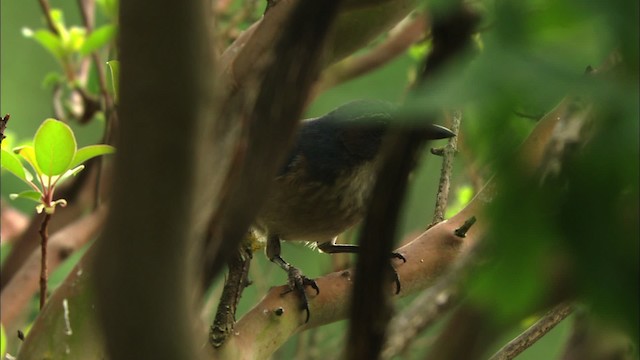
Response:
[[391, 252, 406, 262], [281, 267, 319, 323]]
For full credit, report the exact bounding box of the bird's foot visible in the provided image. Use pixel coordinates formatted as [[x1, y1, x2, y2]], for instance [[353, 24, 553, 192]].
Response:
[[281, 267, 319, 323]]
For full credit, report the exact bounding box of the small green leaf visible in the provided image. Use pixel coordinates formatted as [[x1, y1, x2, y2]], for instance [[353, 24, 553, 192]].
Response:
[[44, 199, 67, 214], [22, 28, 65, 61], [66, 27, 86, 53], [34, 119, 77, 177], [71, 145, 115, 168], [1, 148, 33, 184], [106, 60, 119, 102], [49, 9, 69, 43], [10, 190, 43, 203], [54, 165, 85, 188], [16, 145, 42, 175], [80, 25, 116, 55]]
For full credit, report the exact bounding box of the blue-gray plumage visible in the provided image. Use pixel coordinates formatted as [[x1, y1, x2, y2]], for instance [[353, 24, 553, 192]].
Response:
[[255, 99, 455, 322]]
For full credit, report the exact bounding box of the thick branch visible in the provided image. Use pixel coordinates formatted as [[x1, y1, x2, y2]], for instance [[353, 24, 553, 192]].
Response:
[[212, 217, 474, 360]]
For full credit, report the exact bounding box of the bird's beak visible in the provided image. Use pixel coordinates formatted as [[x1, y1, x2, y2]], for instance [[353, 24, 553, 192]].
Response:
[[425, 124, 456, 140]]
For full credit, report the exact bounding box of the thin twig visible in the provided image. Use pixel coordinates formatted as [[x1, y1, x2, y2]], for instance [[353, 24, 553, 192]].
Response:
[[431, 109, 461, 224], [77, 0, 115, 209], [38, 213, 52, 309], [37, 0, 59, 35], [488, 303, 574, 360]]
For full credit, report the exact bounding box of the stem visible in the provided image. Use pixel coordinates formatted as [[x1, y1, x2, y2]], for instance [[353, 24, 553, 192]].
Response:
[[488, 303, 574, 360], [38, 213, 52, 309], [431, 109, 461, 224]]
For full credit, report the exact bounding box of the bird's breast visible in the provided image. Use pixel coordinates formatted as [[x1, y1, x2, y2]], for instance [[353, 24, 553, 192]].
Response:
[[256, 161, 378, 243]]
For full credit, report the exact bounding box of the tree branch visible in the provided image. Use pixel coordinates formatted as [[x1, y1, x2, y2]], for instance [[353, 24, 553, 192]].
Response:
[[488, 303, 574, 360], [92, 0, 216, 357], [431, 109, 462, 224], [380, 234, 479, 359]]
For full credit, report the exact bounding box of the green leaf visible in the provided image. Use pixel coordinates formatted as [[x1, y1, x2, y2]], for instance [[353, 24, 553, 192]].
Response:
[[10, 190, 43, 203], [1, 148, 33, 184], [22, 28, 65, 61], [16, 145, 42, 175], [71, 145, 115, 168], [34, 119, 77, 177], [54, 165, 85, 188], [106, 60, 119, 102], [66, 27, 86, 53], [80, 25, 116, 55]]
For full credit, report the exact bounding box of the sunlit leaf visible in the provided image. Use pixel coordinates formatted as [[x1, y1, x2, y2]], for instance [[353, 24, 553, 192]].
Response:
[[10, 190, 43, 203], [16, 145, 42, 176], [34, 119, 77, 177], [71, 145, 115, 169], [49, 9, 69, 44], [1, 148, 33, 184], [80, 25, 116, 55]]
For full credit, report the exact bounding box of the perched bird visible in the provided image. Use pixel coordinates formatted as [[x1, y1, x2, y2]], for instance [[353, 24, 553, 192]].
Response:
[[255, 99, 455, 321]]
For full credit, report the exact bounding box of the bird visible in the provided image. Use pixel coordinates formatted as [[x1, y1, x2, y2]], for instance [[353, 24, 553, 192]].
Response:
[[254, 99, 455, 321]]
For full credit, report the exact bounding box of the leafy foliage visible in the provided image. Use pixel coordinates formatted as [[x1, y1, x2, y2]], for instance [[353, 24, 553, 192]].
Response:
[[1, 118, 114, 213]]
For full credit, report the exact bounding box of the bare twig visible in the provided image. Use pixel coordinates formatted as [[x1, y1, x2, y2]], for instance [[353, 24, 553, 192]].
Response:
[[38, 213, 52, 309], [37, 0, 59, 35], [77, 0, 113, 117], [0, 114, 9, 143], [431, 109, 461, 224], [77, 0, 116, 210], [488, 303, 574, 360]]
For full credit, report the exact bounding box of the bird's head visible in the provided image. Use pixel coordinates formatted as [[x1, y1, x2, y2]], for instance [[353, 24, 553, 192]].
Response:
[[283, 100, 455, 184]]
